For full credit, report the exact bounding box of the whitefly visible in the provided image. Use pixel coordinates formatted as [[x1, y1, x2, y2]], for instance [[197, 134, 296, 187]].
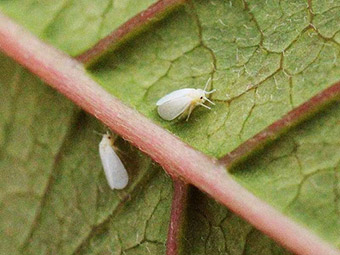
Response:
[[99, 132, 129, 190], [156, 78, 216, 121]]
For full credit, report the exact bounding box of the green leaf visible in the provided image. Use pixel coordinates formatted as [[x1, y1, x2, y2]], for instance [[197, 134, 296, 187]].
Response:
[[88, 0, 340, 158], [0, 54, 288, 254], [0, 0, 158, 55], [0, 53, 167, 254], [0, 0, 339, 253], [184, 189, 293, 255], [85, 2, 339, 247], [232, 102, 340, 248]]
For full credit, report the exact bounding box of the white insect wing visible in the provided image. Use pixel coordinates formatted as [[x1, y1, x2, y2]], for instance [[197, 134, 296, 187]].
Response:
[[157, 95, 192, 120], [99, 136, 129, 190], [156, 88, 195, 106]]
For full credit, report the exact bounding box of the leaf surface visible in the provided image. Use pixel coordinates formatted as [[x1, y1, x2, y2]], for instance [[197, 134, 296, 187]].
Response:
[[0, 0, 158, 55], [233, 102, 340, 247], [0, 54, 289, 254], [0, 0, 339, 253]]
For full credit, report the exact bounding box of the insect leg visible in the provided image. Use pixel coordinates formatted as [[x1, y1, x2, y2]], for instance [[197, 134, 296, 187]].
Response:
[[186, 105, 195, 121]]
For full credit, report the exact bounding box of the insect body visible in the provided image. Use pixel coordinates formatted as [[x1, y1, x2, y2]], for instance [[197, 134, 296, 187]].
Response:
[[156, 78, 216, 121], [99, 133, 129, 190]]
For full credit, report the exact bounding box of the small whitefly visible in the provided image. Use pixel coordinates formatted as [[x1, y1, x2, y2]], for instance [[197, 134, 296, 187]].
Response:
[[99, 133, 128, 190], [156, 78, 216, 121]]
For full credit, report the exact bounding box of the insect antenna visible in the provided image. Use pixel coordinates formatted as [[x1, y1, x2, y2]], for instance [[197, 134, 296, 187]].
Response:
[[93, 130, 105, 136], [203, 77, 212, 91], [205, 89, 216, 95], [204, 97, 215, 105]]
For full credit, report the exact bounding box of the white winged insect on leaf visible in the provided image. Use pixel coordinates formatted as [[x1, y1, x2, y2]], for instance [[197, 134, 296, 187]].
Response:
[[156, 78, 216, 121], [98, 132, 129, 190]]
